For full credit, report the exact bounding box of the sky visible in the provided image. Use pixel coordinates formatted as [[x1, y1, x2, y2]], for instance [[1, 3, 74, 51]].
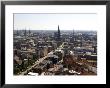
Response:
[[14, 13, 97, 31]]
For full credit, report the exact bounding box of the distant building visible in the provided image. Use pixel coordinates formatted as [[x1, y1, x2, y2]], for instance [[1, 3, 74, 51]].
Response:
[[28, 29, 31, 37], [24, 29, 27, 38], [21, 44, 30, 51], [54, 25, 61, 41], [70, 29, 75, 43], [93, 45, 97, 54], [57, 25, 61, 41], [16, 30, 19, 36]]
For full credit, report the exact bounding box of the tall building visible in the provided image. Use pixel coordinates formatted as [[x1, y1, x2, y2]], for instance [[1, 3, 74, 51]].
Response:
[[93, 45, 97, 54], [70, 29, 75, 43], [16, 30, 19, 36], [24, 29, 27, 38], [57, 25, 61, 41], [28, 29, 31, 37], [54, 25, 61, 41], [80, 34, 83, 47]]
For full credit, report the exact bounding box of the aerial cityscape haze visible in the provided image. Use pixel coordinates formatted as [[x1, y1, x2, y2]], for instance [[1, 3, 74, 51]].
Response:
[[13, 14, 97, 76]]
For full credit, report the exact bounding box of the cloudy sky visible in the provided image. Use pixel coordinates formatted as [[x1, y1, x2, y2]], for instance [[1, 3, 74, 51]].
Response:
[[14, 13, 97, 31]]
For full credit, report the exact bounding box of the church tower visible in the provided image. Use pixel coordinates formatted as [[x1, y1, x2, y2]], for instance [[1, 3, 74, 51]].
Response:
[[72, 29, 75, 42], [70, 29, 75, 43], [57, 25, 61, 41], [29, 29, 31, 37], [24, 28, 27, 38]]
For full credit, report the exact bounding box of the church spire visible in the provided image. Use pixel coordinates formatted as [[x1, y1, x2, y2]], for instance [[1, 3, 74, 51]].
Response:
[[57, 25, 60, 40], [29, 28, 31, 37], [24, 28, 27, 38], [72, 29, 75, 41]]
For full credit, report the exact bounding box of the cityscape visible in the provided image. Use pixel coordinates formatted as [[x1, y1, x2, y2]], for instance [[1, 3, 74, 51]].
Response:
[[13, 25, 97, 76]]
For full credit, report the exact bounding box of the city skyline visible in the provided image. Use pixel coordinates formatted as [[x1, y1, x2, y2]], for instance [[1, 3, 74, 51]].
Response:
[[14, 13, 97, 31], [13, 26, 97, 76]]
